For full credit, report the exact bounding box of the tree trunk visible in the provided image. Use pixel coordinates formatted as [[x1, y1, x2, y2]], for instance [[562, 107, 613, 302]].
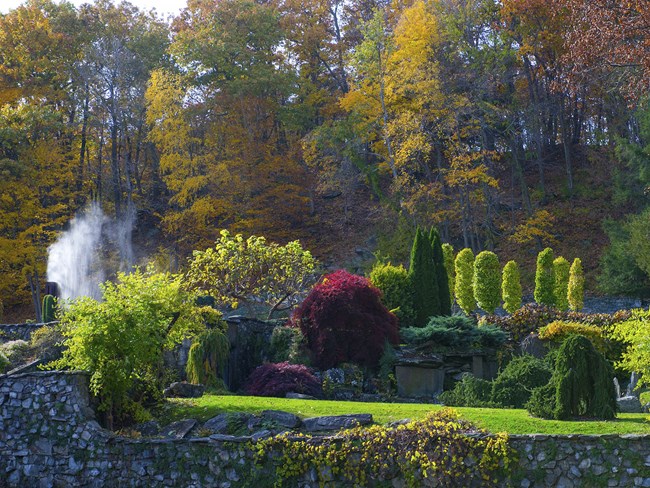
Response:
[[559, 97, 574, 198], [28, 271, 42, 323], [77, 85, 90, 200]]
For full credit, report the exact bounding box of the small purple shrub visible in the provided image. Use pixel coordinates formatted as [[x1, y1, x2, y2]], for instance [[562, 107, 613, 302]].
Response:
[[245, 362, 322, 398]]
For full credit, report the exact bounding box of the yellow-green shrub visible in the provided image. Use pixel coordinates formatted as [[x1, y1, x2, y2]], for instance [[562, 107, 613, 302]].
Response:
[[538, 320, 606, 352], [568, 258, 585, 311], [501, 260, 522, 314], [553, 257, 570, 311], [455, 248, 476, 315], [369, 262, 415, 327]]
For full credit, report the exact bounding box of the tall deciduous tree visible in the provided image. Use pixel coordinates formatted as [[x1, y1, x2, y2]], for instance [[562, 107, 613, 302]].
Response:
[[186, 230, 318, 318]]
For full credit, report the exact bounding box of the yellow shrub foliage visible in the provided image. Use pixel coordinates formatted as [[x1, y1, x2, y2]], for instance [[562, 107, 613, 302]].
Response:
[[538, 320, 606, 352]]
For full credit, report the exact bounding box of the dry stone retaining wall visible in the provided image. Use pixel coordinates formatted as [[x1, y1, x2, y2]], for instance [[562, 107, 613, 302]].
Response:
[[1, 371, 650, 487]]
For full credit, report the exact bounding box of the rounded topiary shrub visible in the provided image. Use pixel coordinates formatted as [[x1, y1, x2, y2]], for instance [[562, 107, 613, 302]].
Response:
[[454, 248, 476, 315], [534, 247, 555, 307], [473, 251, 501, 314], [501, 260, 522, 314], [245, 362, 322, 398], [491, 355, 552, 408], [369, 262, 415, 328], [292, 270, 399, 369]]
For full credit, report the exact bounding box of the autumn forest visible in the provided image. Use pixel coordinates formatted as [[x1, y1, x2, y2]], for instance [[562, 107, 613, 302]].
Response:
[[2, 0, 650, 318]]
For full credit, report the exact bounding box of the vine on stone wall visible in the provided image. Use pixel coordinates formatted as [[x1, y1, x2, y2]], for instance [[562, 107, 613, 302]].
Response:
[[254, 408, 514, 487]]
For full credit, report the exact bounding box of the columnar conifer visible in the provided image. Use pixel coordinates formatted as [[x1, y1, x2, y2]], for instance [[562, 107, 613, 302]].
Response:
[[442, 243, 455, 304], [429, 228, 451, 316], [568, 258, 585, 311], [473, 251, 501, 314], [501, 260, 522, 314], [553, 256, 571, 311], [409, 228, 440, 326], [534, 247, 555, 306], [454, 248, 476, 315]]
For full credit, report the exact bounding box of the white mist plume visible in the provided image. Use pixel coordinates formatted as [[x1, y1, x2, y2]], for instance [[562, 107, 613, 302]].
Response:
[[46, 202, 135, 301]]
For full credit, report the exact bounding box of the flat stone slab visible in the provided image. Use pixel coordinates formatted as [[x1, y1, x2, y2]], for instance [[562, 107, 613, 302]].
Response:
[[285, 392, 316, 400], [203, 414, 229, 434], [302, 414, 373, 432], [162, 419, 197, 439], [261, 410, 302, 429]]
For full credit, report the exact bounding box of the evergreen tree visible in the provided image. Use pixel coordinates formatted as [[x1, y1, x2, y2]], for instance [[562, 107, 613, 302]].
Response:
[[442, 243, 455, 305], [553, 256, 571, 311], [502, 260, 522, 314], [429, 228, 452, 316], [568, 258, 585, 311], [454, 248, 476, 315], [473, 251, 501, 314], [409, 228, 440, 326], [534, 248, 556, 306]]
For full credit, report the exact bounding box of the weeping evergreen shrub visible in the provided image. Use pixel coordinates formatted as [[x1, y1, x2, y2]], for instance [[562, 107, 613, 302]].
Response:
[[526, 335, 617, 420], [429, 229, 452, 316], [186, 328, 230, 387]]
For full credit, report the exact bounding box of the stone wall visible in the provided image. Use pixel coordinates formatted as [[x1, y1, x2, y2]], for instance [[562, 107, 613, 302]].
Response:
[[509, 434, 650, 487], [1, 371, 650, 487], [0, 323, 55, 343]]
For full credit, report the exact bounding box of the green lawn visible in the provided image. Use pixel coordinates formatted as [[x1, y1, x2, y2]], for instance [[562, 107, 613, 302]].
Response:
[[158, 394, 650, 435]]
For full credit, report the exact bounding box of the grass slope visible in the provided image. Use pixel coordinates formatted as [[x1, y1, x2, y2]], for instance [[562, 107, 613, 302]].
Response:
[[159, 394, 650, 435]]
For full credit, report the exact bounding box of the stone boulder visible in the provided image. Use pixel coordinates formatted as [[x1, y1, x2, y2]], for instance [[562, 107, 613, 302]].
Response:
[[617, 395, 643, 413], [285, 392, 316, 400], [135, 420, 161, 437], [303, 414, 373, 432], [203, 414, 230, 434], [261, 410, 302, 429], [163, 381, 205, 398], [520, 333, 546, 359]]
